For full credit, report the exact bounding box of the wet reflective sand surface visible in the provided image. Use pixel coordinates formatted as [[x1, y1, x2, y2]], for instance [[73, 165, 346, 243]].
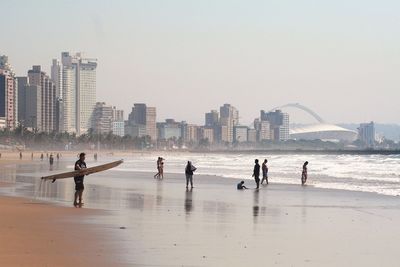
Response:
[[2, 157, 400, 266]]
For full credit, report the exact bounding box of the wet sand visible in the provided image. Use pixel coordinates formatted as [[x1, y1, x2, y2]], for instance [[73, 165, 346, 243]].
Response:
[[95, 171, 400, 267], [1, 156, 400, 266]]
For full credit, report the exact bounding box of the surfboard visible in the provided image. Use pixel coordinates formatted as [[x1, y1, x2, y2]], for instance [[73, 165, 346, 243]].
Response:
[[41, 159, 123, 181]]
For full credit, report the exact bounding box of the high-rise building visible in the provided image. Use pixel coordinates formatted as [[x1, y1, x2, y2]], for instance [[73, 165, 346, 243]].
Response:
[[205, 110, 219, 127], [17, 77, 42, 130], [200, 127, 214, 143], [358, 122, 375, 147], [0, 70, 17, 129], [112, 106, 124, 122], [51, 59, 62, 98], [146, 107, 157, 142], [0, 55, 17, 129], [28, 66, 57, 133], [260, 110, 289, 141], [219, 104, 239, 143], [91, 102, 113, 134], [60, 52, 97, 134], [126, 103, 157, 142]]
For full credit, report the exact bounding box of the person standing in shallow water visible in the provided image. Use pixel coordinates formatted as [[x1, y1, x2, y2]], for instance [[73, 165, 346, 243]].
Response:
[[252, 159, 261, 189], [154, 157, 161, 179], [261, 159, 269, 185], [301, 161, 309, 185], [185, 161, 196, 189]]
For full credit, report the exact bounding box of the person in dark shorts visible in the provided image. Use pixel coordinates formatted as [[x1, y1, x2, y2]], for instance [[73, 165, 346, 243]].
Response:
[[261, 159, 269, 185], [252, 159, 261, 189], [185, 161, 196, 189], [237, 181, 248, 190], [74, 153, 87, 206]]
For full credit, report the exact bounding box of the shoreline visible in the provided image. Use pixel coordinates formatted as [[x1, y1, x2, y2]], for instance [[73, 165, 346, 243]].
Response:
[[2, 156, 400, 266]]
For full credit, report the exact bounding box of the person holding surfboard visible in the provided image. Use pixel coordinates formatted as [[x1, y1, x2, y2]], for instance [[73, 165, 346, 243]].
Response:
[[74, 153, 87, 206]]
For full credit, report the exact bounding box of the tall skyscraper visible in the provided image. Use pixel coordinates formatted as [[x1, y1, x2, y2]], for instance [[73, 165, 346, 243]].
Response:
[[51, 59, 62, 98], [205, 110, 219, 127], [16, 77, 42, 130], [91, 102, 113, 134], [0, 55, 17, 129], [146, 106, 157, 142], [28, 66, 56, 133], [220, 104, 238, 143], [60, 52, 97, 135], [358, 122, 375, 147]]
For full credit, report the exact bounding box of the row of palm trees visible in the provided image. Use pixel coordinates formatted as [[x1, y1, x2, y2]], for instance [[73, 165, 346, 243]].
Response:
[[0, 126, 152, 150]]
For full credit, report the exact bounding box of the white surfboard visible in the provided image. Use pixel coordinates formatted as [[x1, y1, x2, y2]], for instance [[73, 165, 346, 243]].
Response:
[[41, 159, 123, 181]]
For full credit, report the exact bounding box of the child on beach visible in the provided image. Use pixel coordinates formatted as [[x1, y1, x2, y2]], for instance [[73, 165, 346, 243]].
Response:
[[237, 181, 248, 190]]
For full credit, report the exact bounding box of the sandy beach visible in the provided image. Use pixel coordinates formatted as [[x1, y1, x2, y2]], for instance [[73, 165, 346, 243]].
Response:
[[0, 196, 125, 267], [1, 152, 400, 266]]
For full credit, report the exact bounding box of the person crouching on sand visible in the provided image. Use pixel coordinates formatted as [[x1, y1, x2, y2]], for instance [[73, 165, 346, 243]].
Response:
[[237, 181, 248, 190], [252, 159, 261, 189], [74, 153, 87, 206], [301, 161, 308, 185], [185, 161, 196, 189]]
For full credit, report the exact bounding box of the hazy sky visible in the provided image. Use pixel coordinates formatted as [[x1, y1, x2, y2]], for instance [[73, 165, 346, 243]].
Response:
[[1, 0, 400, 125]]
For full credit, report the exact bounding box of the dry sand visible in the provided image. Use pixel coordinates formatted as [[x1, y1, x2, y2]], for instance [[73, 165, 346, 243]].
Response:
[[0, 196, 123, 267]]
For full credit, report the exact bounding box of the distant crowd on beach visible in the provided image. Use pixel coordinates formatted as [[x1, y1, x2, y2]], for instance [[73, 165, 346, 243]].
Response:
[[152, 157, 309, 190]]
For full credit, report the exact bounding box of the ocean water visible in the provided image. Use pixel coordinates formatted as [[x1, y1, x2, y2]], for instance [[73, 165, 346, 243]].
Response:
[[2, 152, 400, 201], [118, 152, 400, 196]]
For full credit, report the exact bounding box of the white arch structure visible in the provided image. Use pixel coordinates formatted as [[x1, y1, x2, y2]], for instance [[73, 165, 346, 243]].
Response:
[[270, 103, 325, 124]]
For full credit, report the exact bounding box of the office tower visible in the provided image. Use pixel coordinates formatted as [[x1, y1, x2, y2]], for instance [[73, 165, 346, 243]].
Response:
[[358, 122, 375, 147], [0, 55, 17, 129], [220, 104, 239, 143], [51, 59, 62, 98], [205, 110, 219, 127], [61, 52, 97, 134], [16, 77, 42, 130], [0, 70, 17, 129], [91, 102, 113, 134], [112, 106, 124, 122], [28, 66, 56, 133], [126, 103, 157, 142], [146, 107, 157, 141], [260, 109, 290, 141]]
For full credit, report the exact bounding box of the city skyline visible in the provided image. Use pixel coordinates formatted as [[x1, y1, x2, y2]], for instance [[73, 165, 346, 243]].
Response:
[[1, 0, 400, 125]]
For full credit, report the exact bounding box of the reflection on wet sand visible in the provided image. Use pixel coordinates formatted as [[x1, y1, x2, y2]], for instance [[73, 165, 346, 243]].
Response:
[[253, 189, 260, 219], [184, 188, 193, 215]]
